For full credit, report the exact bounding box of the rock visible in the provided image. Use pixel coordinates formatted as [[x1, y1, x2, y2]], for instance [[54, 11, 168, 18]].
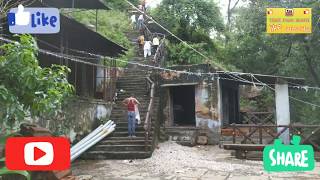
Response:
[[76, 175, 93, 180], [197, 136, 208, 145]]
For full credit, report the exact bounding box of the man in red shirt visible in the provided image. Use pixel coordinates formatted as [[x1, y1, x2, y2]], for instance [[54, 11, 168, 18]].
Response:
[[122, 95, 140, 138]]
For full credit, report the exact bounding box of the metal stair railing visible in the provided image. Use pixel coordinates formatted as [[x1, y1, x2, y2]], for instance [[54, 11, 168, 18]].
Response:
[[144, 76, 155, 151], [141, 23, 166, 67]]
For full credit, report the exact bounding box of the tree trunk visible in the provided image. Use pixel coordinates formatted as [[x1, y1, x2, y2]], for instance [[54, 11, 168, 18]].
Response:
[[304, 45, 320, 87], [225, 0, 240, 46]]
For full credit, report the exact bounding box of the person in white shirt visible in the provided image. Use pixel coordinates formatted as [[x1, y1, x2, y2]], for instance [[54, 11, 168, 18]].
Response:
[[137, 14, 144, 30], [152, 36, 160, 54], [144, 40, 152, 58], [130, 14, 136, 29]]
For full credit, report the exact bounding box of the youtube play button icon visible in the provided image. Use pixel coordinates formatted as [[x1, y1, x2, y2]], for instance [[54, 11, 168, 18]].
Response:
[[5, 137, 70, 170], [24, 142, 54, 166], [34, 147, 47, 161]]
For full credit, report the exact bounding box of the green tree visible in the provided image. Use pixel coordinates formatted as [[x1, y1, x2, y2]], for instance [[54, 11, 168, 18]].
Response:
[[67, 9, 134, 66], [103, 0, 139, 10], [152, 0, 224, 43], [225, 0, 320, 123], [0, 35, 74, 129], [151, 0, 225, 66]]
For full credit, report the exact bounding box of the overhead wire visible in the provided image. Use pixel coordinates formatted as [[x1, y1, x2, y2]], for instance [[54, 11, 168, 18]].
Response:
[[1, 0, 320, 108], [0, 36, 220, 77], [123, 0, 226, 71], [122, 0, 320, 108], [250, 74, 320, 108], [2, 34, 319, 90], [1, 35, 320, 108]]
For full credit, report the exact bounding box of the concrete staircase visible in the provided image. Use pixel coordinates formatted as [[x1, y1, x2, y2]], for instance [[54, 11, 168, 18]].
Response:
[[81, 30, 160, 160]]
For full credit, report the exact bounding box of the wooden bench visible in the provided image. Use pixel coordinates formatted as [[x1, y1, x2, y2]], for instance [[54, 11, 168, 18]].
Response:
[[223, 144, 266, 159]]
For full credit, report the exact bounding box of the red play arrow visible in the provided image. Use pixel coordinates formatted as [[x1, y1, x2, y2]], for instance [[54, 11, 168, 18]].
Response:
[[34, 147, 46, 161]]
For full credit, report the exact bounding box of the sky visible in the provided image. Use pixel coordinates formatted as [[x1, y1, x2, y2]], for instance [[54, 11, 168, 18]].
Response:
[[147, 0, 162, 8]]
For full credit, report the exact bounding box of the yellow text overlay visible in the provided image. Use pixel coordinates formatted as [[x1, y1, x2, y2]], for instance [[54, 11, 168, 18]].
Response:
[[266, 8, 312, 34]]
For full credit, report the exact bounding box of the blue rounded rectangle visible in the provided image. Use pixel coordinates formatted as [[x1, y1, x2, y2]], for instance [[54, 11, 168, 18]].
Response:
[[8, 7, 60, 34], [7, 13, 16, 26]]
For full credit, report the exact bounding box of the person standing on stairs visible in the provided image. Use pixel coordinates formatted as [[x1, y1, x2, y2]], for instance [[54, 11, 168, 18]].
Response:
[[138, 34, 145, 56], [137, 14, 144, 30], [130, 14, 137, 29], [144, 39, 152, 59], [140, 0, 147, 11], [122, 95, 140, 138], [152, 36, 160, 55]]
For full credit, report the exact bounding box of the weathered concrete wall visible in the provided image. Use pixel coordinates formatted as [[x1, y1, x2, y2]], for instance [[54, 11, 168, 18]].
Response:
[[195, 80, 220, 144], [36, 97, 112, 142], [158, 65, 221, 145], [195, 81, 219, 129]]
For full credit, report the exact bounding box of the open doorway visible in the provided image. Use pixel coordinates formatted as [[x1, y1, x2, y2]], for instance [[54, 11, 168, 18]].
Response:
[[220, 80, 240, 127], [170, 85, 196, 126]]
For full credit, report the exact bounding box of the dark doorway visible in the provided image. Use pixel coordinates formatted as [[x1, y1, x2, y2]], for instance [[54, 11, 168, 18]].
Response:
[[170, 85, 196, 126], [221, 80, 240, 127]]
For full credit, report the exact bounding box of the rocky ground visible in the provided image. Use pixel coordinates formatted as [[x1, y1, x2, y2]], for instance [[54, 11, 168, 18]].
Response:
[[72, 141, 320, 180]]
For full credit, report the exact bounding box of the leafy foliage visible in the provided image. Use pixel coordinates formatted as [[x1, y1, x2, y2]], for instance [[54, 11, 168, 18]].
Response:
[[225, 0, 320, 122], [151, 0, 320, 122], [151, 0, 225, 66], [152, 0, 224, 41], [166, 42, 207, 65], [68, 9, 134, 66], [0, 35, 74, 128], [103, 0, 139, 10]]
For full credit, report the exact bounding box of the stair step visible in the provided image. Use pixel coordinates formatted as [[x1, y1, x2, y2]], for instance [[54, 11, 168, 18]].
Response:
[[99, 139, 151, 145], [106, 136, 147, 141], [117, 79, 146, 83], [116, 90, 147, 94], [111, 116, 147, 120], [114, 122, 154, 127], [118, 82, 145, 84], [122, 73, 147, 76], [112, 104, 150, 108], [81, 151, 152, 160], [117, 84, 147, 87], [112, 108, 149, 111], [113, 122, 145, 126], [110, 131, 147, 137], [114, 127, 146, 131], [117, 78, 146, 82], [116, 94, 152, 97], [91, 144, 151, 151], [121, 74, 147, 77]]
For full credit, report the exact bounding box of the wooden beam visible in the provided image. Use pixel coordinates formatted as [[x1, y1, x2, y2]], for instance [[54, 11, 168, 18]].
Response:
[[161, 83, 198, 87]]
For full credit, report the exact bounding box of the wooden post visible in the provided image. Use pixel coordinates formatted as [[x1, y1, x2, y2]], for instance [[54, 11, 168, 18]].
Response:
[[259, 124, 263, 144], [96, 10, 98, 32], [103, 59, 106, 100], [275, 81, 290, 144], [232, 123, 236, 144]]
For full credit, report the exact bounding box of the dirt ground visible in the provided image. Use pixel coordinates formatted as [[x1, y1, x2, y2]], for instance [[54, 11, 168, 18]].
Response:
[[72, 141, 320, 180]]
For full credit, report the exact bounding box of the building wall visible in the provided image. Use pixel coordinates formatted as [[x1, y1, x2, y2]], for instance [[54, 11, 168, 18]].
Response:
[[35, 97, 112, 142], [157, 64, 221, 145], [195, 81, 220, 129], [195, 80, 220, 144], [159, 80, 220, 145]]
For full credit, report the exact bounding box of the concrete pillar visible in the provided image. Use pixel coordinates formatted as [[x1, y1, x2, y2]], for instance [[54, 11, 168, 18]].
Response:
[[275, 82, 290, 144]]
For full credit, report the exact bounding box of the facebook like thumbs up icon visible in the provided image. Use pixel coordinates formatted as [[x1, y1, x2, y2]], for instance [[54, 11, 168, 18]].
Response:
[[8, 4, 60, 34], [7, 4, 30, 26]]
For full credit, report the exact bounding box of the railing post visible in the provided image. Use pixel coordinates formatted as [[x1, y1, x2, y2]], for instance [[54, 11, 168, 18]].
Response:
[[259, 123, 263, 144], [232, 123, 236, 144], [144, 77, 155, 151]]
